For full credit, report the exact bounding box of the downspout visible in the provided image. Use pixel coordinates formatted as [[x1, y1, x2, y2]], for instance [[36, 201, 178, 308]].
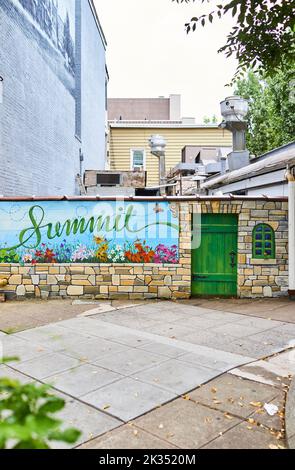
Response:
[[286, 166, 295, 299]]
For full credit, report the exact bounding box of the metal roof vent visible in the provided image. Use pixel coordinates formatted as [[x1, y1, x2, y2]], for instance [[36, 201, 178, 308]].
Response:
[[220, 96, 250, 171]]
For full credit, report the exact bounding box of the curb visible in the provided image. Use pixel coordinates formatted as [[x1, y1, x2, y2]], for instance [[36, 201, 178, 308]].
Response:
[[286, 377, 295, 449]]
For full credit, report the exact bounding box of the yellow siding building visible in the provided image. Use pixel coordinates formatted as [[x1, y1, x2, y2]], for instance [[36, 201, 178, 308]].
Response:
[[109, 123, 232, 186]]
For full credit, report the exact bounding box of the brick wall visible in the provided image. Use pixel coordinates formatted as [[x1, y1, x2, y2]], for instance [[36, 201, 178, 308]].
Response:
[[0, 0, 107, 196], [0, 0, 79, 195]]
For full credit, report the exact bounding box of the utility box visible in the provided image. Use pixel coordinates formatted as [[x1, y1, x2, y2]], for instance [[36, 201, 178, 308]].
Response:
[[84, 170, 147, 195]]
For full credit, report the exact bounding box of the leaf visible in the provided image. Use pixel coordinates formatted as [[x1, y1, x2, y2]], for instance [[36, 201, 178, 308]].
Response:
[[50, 428, 81, 444], [0, 423, 31, 442], [25, 415, 61, 437], [250, 401, 262, 408], [13, 439, 50, 450], [39, 397, 65, 414]]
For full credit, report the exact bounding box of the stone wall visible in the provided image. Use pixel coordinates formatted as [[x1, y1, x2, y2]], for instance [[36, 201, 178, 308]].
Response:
[[0, 199, 289, 300], [189, 199, 289, 298], [0, 263, 191, 301], [0, 203, 191, 301]]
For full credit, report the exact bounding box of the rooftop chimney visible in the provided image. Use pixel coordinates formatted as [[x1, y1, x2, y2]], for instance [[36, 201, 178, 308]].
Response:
[[220, 96, 250, 171], [149, 135, 167, 195]]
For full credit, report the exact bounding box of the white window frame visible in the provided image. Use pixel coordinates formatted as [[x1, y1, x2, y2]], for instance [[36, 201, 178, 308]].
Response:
[[130, 148, 146, 171]]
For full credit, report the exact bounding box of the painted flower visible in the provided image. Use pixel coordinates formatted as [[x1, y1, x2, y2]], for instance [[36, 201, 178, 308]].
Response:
[[94, 236, 105, 245]]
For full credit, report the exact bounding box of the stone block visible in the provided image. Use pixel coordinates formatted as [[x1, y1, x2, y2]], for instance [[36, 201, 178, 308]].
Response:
[[251, 210, 268, 218], [263, 286, 273, 297], [252, 286, 263, 294], [88, 275, 96, 285], [71, 280, 91, 286], [16, 285, 26, 297], [100, 286, 109, 294], [275, 276, 288, 287], [25, 285, 35, 292], [47, 275, 58, 285], [112, 275, 120, 286], [158, 287, 172, 299], [67, 286, 84, 296], [85, 267, 95, 275], [9, 275, 22, 285], [31, 275, 39, 285], [242, 201, 256, 209], [49, 267, 59, 274], [118, 286, 133, 293]]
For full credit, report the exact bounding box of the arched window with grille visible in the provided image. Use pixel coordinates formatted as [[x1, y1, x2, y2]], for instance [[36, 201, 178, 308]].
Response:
[[252, 224, 276, 259]]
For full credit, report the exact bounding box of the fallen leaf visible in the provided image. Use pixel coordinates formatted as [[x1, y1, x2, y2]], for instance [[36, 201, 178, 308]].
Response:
[[269, 444, 279, 450], [224, 413, 234, 420], [250, 401, 262, 408], [255, 408, 265, 415], [103, 405, 111, 410], [211, 387, 217, 394], [182, 394, 190, 400]]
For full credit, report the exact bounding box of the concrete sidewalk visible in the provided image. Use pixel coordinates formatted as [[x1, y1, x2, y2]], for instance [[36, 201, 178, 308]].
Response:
[[1, 300, 295, 449]]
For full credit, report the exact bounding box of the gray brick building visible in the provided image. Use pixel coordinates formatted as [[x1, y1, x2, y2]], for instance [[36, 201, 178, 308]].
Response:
[[0, 0, 107, 195]]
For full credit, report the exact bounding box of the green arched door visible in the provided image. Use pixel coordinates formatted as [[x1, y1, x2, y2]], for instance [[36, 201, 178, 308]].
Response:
[[192, 214, 238, 297]]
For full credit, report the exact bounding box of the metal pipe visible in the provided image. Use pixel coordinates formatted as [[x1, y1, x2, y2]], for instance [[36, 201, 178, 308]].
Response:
[[148, 135, 167, 196], [286, 168, 295, 298]]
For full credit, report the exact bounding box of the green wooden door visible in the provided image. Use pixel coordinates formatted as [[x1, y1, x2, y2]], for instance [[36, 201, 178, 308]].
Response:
[[192, 214, 238, 297]]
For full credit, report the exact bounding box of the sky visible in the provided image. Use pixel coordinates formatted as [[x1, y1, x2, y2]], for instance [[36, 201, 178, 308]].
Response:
[[94, 0, 238, 123]]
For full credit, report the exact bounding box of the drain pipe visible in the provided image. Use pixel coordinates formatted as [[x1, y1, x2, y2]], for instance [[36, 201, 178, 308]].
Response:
[[286, 166, 295, 299], [149, 135, 167, 196]]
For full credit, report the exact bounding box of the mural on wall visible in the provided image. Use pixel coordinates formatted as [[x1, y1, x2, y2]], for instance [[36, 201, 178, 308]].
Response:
[[17, 0, 75, 75], [0, 201, 179, 264]]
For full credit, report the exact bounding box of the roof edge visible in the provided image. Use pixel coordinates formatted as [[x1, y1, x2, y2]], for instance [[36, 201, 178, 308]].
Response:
[[89, 0, 107, 49], [0, 196, 288, 202]]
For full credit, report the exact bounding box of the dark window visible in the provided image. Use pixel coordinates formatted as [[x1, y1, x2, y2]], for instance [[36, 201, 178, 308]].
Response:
[[252, 224, 275, 259], [96, 174, 121, 186]]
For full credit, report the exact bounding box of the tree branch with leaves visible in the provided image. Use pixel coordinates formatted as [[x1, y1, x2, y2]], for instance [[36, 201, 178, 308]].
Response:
[[173, 0, 295, 81]]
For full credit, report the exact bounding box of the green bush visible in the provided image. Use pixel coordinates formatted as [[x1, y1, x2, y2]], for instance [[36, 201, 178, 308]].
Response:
[[0, 374, 81, 449], [0, 249, 20, 264]]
